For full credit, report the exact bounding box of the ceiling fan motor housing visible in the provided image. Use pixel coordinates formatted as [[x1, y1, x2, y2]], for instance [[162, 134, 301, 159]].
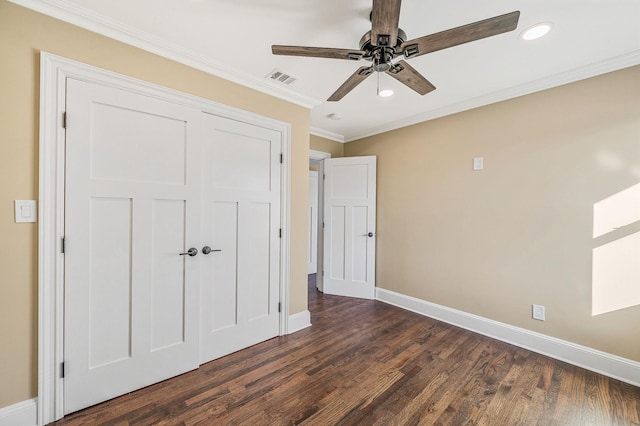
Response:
[[359, 28, 407, 71]]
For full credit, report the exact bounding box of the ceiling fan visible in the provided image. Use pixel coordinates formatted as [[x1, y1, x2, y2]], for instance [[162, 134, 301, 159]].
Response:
[[272, 0, 520, 101]]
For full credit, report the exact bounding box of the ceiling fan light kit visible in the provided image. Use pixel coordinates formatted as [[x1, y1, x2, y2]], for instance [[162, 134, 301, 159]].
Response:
[[520, 23, 553, 41], [272, 0, 520, 101]]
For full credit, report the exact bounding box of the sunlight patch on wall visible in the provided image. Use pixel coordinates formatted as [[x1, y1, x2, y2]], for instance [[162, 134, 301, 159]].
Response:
[[593, 182, 640, 238], [592, 182, 640, 316], [593, 232, 640, 315]]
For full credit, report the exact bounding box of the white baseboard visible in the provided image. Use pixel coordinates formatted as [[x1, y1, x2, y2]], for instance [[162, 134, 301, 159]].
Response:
[[0, 398, 37, 426], [288, 310, 311, 334], [376, 287, 640, 387]]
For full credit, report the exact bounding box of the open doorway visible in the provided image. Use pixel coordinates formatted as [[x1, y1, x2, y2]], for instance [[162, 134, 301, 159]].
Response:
[[309, 149, 331, 292]]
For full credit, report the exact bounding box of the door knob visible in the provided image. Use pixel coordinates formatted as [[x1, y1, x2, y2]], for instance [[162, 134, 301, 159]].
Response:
[[364, 232, 375, 238], [202, 246, 222, 255], [179, 247, 198, 257]]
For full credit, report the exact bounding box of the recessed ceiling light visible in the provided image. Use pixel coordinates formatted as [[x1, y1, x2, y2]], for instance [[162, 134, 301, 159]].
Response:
[[520, 23, 553, 41], [378, 89, 394, 97]]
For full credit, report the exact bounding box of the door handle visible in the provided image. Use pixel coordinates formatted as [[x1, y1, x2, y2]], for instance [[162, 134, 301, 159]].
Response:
[[179, 247, 198, 257], [202, 246, 222, 255], [363, 232, 375, 238]]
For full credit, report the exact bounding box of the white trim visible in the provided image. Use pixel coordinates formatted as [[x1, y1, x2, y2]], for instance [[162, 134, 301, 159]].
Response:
[[309, 149, 331, 161], [315, 161, 326, 293], [38, 52, 292, 424], [376, 287, 640, 388], [38, 51, 68, 425], [288, 310, 312, 334], [11, 1, 638, 145], [310, 127, 345, 143], [346, 51, 640, 142], [0, 398, 37, 426], [8, 0, 320, 110], [279, 124, 292, 337]]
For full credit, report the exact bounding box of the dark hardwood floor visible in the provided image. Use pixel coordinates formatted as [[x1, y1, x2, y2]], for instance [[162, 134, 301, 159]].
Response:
[[53, 275, 640, 425]]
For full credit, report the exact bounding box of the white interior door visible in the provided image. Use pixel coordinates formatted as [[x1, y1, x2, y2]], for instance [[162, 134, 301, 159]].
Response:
[[199, 113, 281, 363], [64, 79, 202, 414], [323, 156, 377, 299], [308, 170, 319, 274]]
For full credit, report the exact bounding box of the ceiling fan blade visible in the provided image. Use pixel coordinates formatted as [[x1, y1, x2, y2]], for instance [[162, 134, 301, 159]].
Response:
[[401, 11, 520, 59], [371, 0, 402, 47], [272, 45, 365, 61], [328, 66, 374, 101], [386, 60, 435, 95]]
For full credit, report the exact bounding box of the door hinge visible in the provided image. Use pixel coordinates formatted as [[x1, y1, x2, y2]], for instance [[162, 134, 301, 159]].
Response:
[[280, 153, 283, 164], [61, 237, 65, 254], [322, 222, 325, 228], [323, 174, 325, 180], [62, 112, 67, 129], [279, 228, 282, 238], [278, 302, 281, 313], [61, 362, 65, 378]]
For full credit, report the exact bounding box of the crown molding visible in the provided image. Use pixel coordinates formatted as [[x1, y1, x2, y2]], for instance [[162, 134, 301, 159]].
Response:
[[10, 0, 639, 142], [310, 126, 345, 143], [8, 0, 322, 110], [345, 50, 640, 142]]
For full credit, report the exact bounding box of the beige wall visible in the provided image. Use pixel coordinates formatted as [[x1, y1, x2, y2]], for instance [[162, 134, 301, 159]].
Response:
[[310, 135, 345, 158], [346, 65, 640, 363], [0, 1, 310, 407]]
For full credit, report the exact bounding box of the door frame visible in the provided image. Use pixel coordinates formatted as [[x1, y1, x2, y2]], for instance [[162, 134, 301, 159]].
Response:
[[38, 52, 292, 425], [309, 150, 331, 292], [308, 170, 319, 274]]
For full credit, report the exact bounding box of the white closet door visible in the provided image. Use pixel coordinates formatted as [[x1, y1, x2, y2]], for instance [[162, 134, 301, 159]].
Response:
[[64, 79, 202, 414], [199, 113, 282, 363], [323, 156, 377, 299]]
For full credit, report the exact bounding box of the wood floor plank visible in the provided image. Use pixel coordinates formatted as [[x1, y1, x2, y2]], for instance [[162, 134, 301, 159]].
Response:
[[51, 275, 640, 425]]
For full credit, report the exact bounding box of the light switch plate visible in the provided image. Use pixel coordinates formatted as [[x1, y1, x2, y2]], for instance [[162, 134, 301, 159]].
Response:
[[15, 200, 37, 223], [473, 157, 484, 171]]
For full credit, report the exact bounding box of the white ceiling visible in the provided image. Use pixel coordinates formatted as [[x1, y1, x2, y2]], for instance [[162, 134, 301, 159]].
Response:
[[17, 0, 640, 142]]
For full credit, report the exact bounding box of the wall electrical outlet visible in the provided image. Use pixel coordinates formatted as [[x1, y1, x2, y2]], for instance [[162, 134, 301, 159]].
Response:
[[532, 304, 545, 321]]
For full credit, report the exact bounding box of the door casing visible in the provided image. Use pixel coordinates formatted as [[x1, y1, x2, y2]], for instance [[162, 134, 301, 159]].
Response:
[[38, 52, 292, 425], [308, 170, 319, 274]]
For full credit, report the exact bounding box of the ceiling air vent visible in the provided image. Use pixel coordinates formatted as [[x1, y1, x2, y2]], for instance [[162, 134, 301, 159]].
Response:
[[266, 69, 297, 86]]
